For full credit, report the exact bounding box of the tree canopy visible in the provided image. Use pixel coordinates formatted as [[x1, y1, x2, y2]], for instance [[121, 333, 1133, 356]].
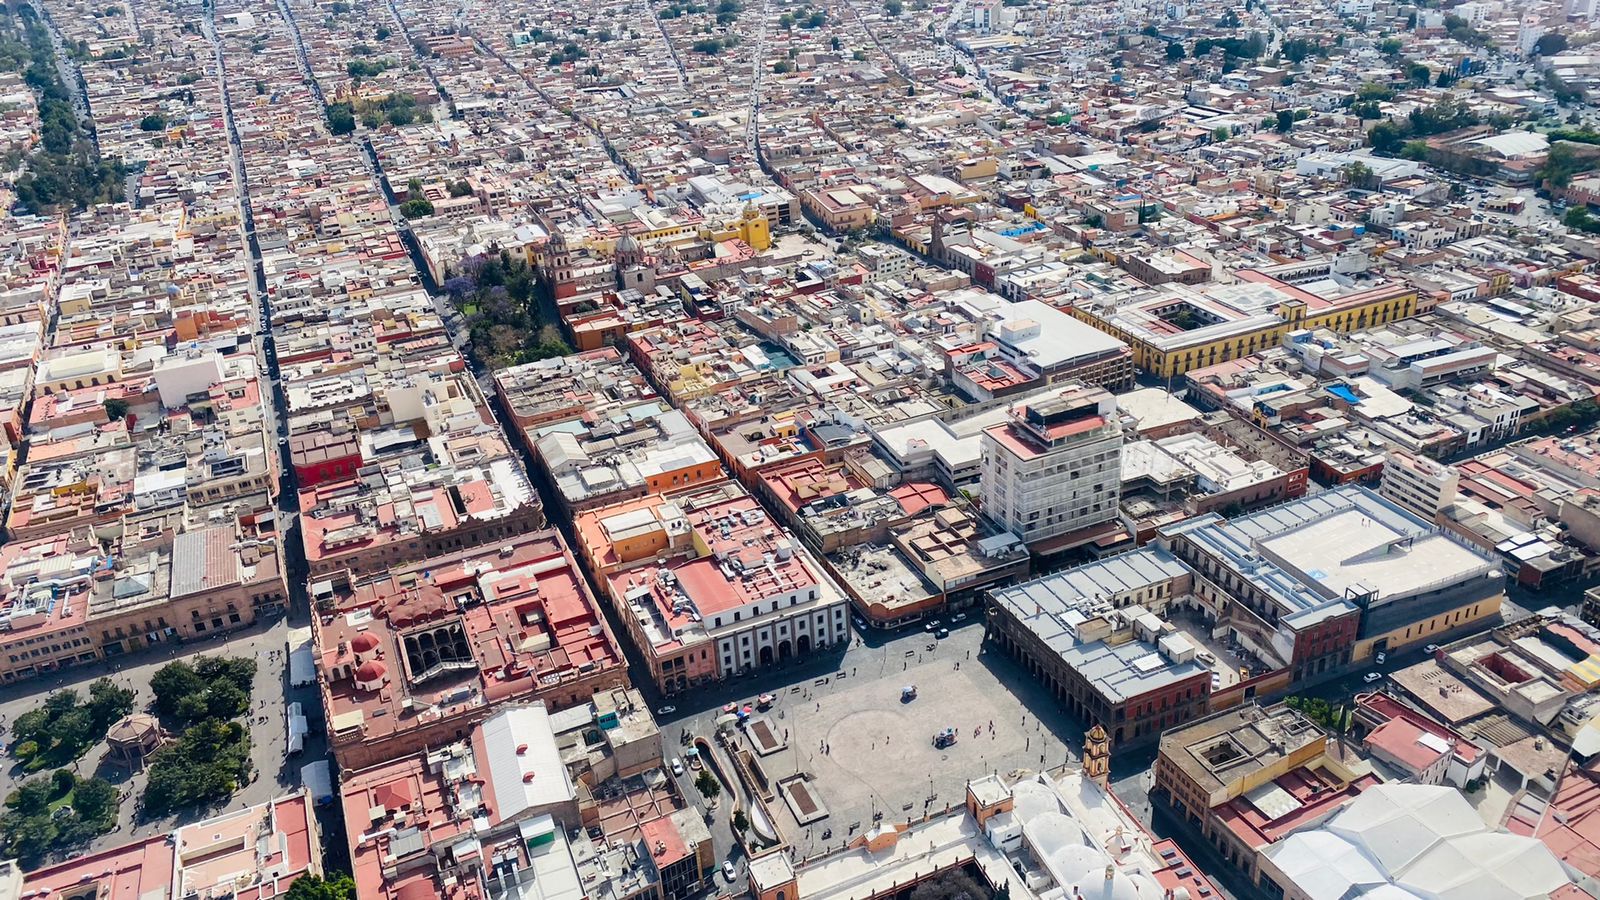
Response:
[[10, 680, 134, 772], [445, 252, 572, 369], [0, 770, 118, 862], [151, 656, 255, 727], [142, 718, 252, 815], [2, 6, 125, 212]]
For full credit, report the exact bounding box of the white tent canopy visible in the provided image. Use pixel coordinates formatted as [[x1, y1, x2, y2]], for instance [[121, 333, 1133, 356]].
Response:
[[1264, 784, 1575, 900]]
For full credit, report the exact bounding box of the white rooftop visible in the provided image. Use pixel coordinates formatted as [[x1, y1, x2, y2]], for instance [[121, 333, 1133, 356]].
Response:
[[1263, 783, 1573, 900], [481, 705, 576, 821]]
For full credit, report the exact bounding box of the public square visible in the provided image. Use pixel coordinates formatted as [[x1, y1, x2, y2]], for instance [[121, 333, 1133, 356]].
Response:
[[0, 615, 324, 861], [664, 618, 1086, 859]]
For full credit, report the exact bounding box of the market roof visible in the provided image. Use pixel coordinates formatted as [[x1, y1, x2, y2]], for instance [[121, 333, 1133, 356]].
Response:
[[1264, 784, 1575, 900]]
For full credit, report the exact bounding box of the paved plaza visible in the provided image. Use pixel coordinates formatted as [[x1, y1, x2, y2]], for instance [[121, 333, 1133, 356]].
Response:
[[668, 619, 1084, 859]]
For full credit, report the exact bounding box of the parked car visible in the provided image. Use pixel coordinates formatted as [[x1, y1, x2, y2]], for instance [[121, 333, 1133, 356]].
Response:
[[1424, 644, 1440, 654], [722, 862, 737, 882], [1363, 672, 1382, 683], [936, 627, 950, 639], [657, 705, 677, 716], [1375, 652, 1387, 665], [670, 758, 684, 776], [924, 619, 941, 632], [952, 612, 968, 623]]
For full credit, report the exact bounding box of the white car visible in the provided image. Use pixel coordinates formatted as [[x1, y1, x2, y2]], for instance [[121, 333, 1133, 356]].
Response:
[[1363, 672, 1382, 683], [1375, 652, 1386, 665], [1424, 644, 1440, 654], [670, 758, 684, 776], [722, 862, 737, 882]]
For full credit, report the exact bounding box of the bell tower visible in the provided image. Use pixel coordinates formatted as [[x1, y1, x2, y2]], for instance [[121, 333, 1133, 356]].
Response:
[[1084, 723, 1110, 786]]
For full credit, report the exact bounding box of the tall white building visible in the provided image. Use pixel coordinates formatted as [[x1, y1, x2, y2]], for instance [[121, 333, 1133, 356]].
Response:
[[979, 383, 1123, 544], [1379, 448, 1458, 523]]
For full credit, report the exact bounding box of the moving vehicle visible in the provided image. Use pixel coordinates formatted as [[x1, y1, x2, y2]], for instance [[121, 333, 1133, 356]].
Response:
[[936, 627, 950, 639], [924, 619, 941, 632], [670, 758, 683, 776], [952, 612, 967, 623], [1375, 652, 1387, 665], [1424, 644, 1440, 654], [657, 705, 676, 716], [933, 727, 957, 749], [722, 862, 737, 882], [1364, 672, 1382, 683]]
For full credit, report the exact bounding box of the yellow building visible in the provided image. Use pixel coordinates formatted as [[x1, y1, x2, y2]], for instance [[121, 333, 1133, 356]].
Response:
[[1065, 274, 1419, 379], [1352, 591, 1501, 663], [698, 204, 771, 251]]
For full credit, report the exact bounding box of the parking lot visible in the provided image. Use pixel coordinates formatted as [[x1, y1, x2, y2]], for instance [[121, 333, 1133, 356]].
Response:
[[664, 618, 1083, 859], [0, 615, 326, 861]]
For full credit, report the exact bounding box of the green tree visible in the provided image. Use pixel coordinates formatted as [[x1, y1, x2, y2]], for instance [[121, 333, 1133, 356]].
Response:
[[325, 101, 355, 135], [1343, 160, 1372, 185], [139, 113, 165, 131], [1212, 125, 1230, 142], [1543, 143, 1590, 187], [1408, 63, 1431, 87], [1369, 120, 1406, 155], [284, 875, 356, 900], [1275, 109, 1294, 132], [142, 719, 251, 815], [1166, 41, 1185, 61], [1400, 140, 1430, 160], [885, 0, 902, 13], [695, 770, 721, 799], [206, 680, 249, 720], [151, 661, 207, 719], [70, 778, 116, 826], [1534, 33, 1567, 56], [1566, 206, 1600, 234], [400, 198, 434, 218], [731, 809, 749, 834], [103, 398, 129, 421], [50, 709, 92, 752], [198, 657, 255, 695]]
